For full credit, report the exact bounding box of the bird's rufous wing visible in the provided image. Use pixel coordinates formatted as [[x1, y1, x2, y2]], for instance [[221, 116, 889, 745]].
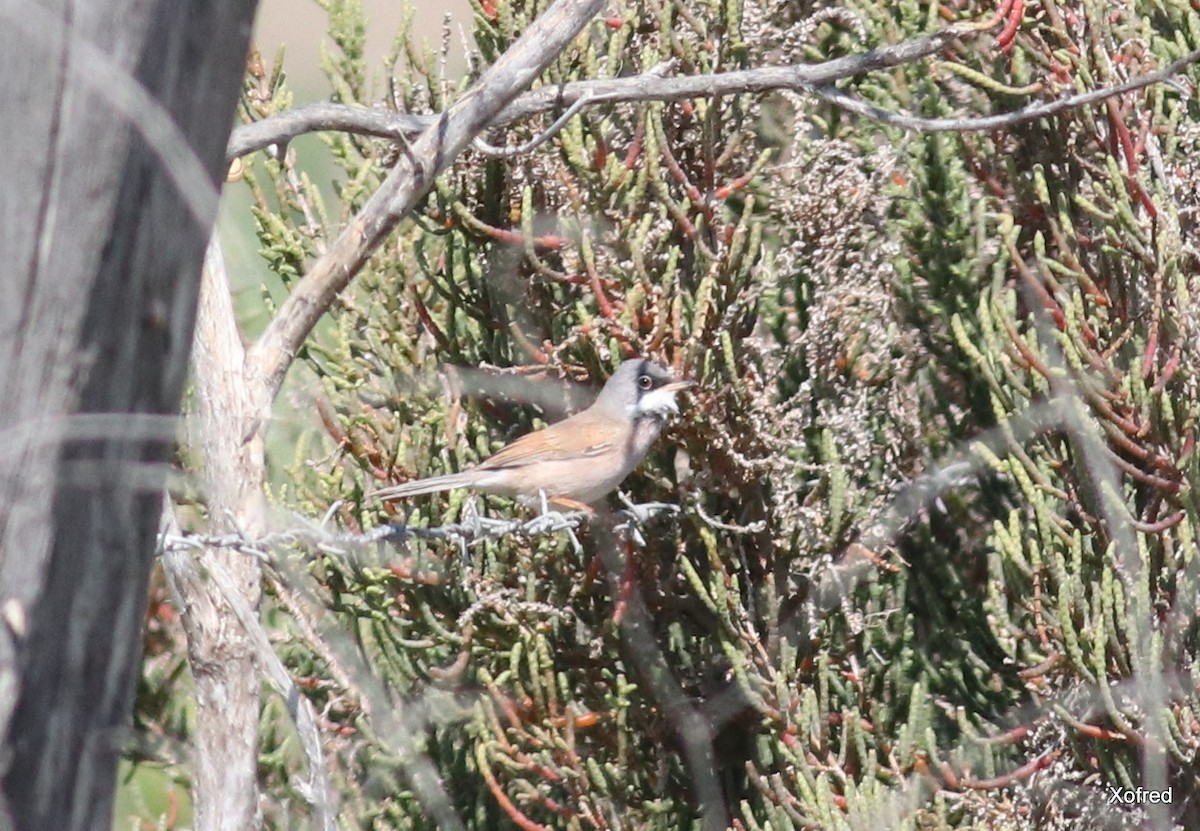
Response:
[[477, 414, 619, 470]]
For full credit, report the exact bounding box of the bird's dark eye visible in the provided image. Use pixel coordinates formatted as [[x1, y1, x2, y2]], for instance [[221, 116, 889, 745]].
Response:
[[637, 375, 653, 390]]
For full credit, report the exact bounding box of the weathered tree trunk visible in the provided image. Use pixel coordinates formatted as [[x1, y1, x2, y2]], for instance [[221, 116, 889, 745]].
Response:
[[159, 242, 269, 831], [0, 1, 257, 829]]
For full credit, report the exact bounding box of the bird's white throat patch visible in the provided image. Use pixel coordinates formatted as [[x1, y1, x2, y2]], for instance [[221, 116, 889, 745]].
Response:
[[629, 388, 679, 420]]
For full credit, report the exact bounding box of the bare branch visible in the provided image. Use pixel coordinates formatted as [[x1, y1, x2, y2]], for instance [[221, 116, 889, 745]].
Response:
[[201, 556, 336, 831], [229, 21, 974, 161], [227, 30, 1198, 163], [227, 104, 427, 161], [242, 0, 606, 414], [164, 240, 268, 831], [809, 47, 1200, 133]]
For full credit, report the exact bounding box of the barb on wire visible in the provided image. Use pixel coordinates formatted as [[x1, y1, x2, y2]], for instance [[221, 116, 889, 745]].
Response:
[[616, 493, 681, 546]]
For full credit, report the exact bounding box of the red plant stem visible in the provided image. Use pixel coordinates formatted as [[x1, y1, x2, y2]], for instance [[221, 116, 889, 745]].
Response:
[[659, 122, 706, 211], [1101, 443, 1179, 492], [715, 169, 757, 200], [490, 688, 531, 740], [610, 119, 644, 188], [412, 291, 450, 350], [1017, 654, 1061, 681], [965, 151, 1008, 199], [1131, 510, 1184, 533], [975, 722, 1035, 745], [509, 322, 550, 364], [478, 751, 551, 831], [317, 396, 389, 477], [1057, 707, 1135, 743], [1151, 345, 1181, 394], [1129, 177, 1158, 217], [1089, 397, 1147, 445], [386, 560, 443, 585], [979, 0, 1016, 31], [1106, 98, 1139, 174], [316, 396, 350, 451], [961, 749, 1059, 790], [997, 0, 1024, 53], [477, 223, 569, 250], [1014, 267, 1068, 332], [999, 315, 1054, 381], [585, 256, 616, 319], [1176, 429, 1195, 467], [1141, 320, 1160, 379]]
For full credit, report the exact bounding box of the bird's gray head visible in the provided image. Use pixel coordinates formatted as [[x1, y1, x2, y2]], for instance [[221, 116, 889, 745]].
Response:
[[592, 358, 693, 422]]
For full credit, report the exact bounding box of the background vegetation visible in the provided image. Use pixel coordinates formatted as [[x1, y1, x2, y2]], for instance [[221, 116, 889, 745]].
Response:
[[133, 0, 1200, 828]]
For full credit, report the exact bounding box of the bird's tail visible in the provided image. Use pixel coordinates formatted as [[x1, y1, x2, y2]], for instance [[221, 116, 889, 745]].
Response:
[[371, 472, 478, 502]]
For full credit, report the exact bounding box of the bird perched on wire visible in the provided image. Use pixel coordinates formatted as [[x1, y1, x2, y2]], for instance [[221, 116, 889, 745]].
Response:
[[372, 358, 693, 509]]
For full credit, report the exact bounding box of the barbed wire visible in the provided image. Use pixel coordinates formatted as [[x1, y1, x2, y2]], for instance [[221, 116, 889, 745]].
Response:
[[156, 500, 685, 563]]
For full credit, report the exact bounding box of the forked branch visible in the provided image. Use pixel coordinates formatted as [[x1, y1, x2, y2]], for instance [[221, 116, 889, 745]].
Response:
[[242, 0, 606, 414]]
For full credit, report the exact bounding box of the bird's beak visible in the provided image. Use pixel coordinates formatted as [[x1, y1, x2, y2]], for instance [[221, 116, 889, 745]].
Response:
[[663, 378, 695, 393]]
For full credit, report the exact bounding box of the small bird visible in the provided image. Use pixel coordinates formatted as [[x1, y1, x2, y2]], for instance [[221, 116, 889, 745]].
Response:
[[372, 359, 693, 508]]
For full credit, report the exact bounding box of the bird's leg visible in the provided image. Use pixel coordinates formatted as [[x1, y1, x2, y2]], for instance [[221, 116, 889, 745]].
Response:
[[526, 489, 572, 537], [548, 495, 595, 515], [611, 534, 637, 626]]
